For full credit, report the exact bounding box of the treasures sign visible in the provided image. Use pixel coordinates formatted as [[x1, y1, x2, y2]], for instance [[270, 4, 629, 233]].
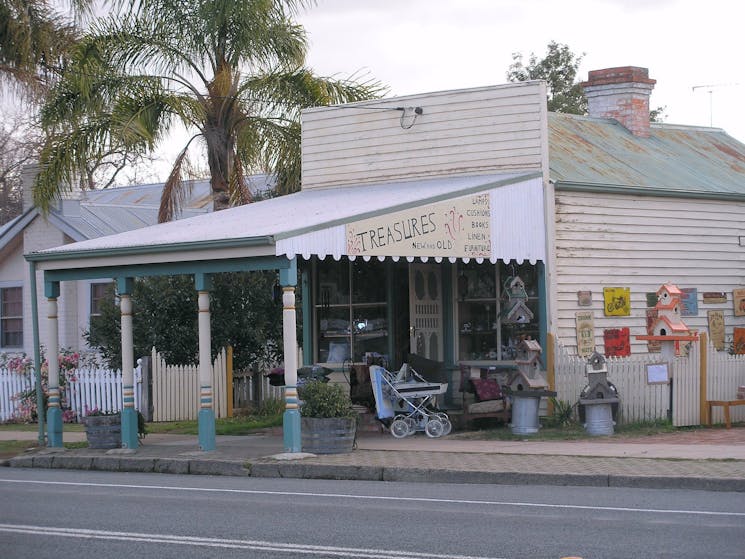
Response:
[[345, 194, 491, 258]]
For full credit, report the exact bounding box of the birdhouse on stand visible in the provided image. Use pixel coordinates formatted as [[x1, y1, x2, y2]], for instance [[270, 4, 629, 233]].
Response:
[[637, 282, 698, 360], [579, 351, 619, 436], [508, 339, 548, 391], [500, 276, 534, 324], [582, 351, 617, 401]]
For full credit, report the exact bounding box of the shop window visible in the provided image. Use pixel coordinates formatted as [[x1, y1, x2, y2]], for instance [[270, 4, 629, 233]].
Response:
[[456, 261, 539, 361], [315, 259, 388, 364], [0, 286, 23, 348]]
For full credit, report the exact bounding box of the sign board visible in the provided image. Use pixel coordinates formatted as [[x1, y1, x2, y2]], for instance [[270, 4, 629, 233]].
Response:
[[577, 291, 592, 306], [604, 327, 630, 357], [645, 308, 661, 353], [603, 287, 630, 316], [575, 311, 595, 357], [707, 310, 725, 350], [734, 327, 745, 355], [734, 289, 745, 317], [680, 288, 698, 316], [702, 292, 726, 304], [346, 193, 491, 258], [646, 363, 670, 384]]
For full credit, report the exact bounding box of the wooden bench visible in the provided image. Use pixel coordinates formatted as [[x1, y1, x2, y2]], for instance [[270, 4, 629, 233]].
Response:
[[706, 400, 745, 429]]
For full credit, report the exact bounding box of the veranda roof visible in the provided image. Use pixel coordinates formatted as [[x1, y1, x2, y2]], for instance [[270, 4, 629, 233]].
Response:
[[27, 171, 545, 270]]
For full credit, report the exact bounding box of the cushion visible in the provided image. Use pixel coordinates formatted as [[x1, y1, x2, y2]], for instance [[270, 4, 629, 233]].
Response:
[[467, 399, 506, 414], [470, 378, 503, 402]]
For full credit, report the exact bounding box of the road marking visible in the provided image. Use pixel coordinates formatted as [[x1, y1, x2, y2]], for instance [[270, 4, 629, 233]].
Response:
[[0, 523, 503, 559], [1, 478, 743, 518]]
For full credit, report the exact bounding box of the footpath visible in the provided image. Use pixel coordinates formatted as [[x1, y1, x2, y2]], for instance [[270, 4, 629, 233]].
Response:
[[2, 427, 744, 492]]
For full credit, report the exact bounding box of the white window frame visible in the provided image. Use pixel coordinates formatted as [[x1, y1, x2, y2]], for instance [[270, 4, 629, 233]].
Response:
[[0, 283, 23, 349]]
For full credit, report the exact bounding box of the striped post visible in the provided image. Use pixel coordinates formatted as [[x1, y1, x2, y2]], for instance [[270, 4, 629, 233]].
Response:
[[196, 273, 216, 451], [118, 279, 139, 449], [45, 283, 62, 448], [281, 259, 301, 453]]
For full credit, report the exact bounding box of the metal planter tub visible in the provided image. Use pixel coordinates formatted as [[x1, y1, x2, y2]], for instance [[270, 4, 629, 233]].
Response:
[[301, 417, 356, 454]]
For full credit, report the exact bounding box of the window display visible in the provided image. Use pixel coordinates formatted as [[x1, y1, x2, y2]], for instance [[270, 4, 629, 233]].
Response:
[[315, 259, 389, 364], [456, 261, 539, 361]]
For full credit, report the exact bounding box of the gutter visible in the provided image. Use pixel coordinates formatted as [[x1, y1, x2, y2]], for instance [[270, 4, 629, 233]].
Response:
[[25, 236, 275, 262], [553, 180, 745, 202]]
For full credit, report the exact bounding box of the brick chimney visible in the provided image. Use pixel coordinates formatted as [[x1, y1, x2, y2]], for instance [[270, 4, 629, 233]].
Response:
[[581, 66, 656, 138]]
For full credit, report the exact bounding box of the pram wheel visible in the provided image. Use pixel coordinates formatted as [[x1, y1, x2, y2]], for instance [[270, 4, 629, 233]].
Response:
[[435, 413, 452, 436], [425, 418, 444, 438], [390, 418, 410, 438]]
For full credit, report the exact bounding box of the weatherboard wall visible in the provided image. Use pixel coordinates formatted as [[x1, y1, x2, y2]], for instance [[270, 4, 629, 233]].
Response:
[[553, 190, 745, 353], [301, 81, 547, 190]]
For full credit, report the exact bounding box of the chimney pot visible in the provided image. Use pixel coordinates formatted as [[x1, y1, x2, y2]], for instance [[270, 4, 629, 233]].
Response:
[[581, 66, 656, 137]]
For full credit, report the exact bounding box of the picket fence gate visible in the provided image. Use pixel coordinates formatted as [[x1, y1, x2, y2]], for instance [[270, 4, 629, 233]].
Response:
[[151, 347, 229, 421], [553, 335, 745, 427]]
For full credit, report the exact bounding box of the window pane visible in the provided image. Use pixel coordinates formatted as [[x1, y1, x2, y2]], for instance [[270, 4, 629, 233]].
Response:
[[1, 287, 22, 316], [1, 287, 22, 347], [90, 283, 110, 316]]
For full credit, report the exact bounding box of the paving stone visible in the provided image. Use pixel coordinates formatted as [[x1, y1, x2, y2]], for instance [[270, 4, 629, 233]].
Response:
[[189, 459, 248, 476], [52, 455, 94, 470], [154, 459, 190, 474]]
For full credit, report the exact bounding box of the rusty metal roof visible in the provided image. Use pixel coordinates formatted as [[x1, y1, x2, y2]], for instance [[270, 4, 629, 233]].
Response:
[[549, 113, 745, 198]]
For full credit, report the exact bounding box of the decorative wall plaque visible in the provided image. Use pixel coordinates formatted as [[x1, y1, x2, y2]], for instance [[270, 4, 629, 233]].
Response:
[[603, 327, 630, 357], [680, 288, 698, 316], [702, 292, 726, 304], [575, 311, 595, 357], [603, 287, 630, 316], [577, 290, 592, 307], [646, 292, 658, 307], [707, 310, 725, 350], [734, 327, 745, 354], [734, 289, 745, 317], [645, 308, 661, 353]]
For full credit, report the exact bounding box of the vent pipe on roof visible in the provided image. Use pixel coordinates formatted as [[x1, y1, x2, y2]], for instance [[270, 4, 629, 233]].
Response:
[[581, 66, 656, 138]]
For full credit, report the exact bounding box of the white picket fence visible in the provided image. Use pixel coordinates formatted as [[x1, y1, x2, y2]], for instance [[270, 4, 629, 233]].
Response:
[[67, 364, 143, 418], [0, 363, 142, 422], [553, 338, 745, 427], [0, 369, 34, 422], [151, 347, 229, 421]]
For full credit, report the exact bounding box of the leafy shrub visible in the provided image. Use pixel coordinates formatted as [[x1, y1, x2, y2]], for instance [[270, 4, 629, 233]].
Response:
[[299, 381, 354, 419]]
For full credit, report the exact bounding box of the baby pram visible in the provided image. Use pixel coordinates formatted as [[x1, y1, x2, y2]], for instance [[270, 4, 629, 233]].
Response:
[[370, 364, 451, 438]]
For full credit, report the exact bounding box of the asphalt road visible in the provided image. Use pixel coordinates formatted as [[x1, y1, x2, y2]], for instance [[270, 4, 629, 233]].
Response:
[[1, 468, 744, 559]]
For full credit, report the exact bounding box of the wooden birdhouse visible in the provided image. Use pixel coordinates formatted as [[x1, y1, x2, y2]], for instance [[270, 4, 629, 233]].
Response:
[[648, 283, 690, 337], [582, 351, 617, 401], [501, 275, 534, 324], [508, 339, 548, 391], [636, 283, 698, 359]]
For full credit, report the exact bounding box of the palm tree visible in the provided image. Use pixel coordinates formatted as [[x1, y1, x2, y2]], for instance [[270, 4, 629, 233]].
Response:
[[0, 0, 85, 95], [34, 0, 384, 221]]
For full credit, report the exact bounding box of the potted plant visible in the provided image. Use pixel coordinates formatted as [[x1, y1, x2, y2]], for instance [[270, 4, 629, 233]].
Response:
[[299, 380, 357, 454], [83, 408, 147, 449], [83, 408, 122, 449]]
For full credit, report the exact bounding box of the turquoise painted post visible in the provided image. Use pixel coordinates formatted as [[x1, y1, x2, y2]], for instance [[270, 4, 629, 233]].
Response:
[[280, 259, 301, 452], [44, 281, 62, 447], [195, 273, 216, 451], [29, 262, 45, 446], [117, 277, 139, 449]]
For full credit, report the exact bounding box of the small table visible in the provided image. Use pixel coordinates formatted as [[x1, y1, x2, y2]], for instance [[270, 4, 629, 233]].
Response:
[[707, 400, 745, 429]]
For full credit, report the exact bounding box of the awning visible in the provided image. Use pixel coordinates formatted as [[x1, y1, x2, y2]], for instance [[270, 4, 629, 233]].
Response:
[[28, 171, 545, 267]]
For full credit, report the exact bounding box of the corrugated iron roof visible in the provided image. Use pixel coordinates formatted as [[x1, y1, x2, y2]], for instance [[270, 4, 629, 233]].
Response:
[[549, 113, 745, 196]]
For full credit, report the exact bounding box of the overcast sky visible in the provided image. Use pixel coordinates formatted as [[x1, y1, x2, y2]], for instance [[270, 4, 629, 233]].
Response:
[[297, 0, 745, 141]]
